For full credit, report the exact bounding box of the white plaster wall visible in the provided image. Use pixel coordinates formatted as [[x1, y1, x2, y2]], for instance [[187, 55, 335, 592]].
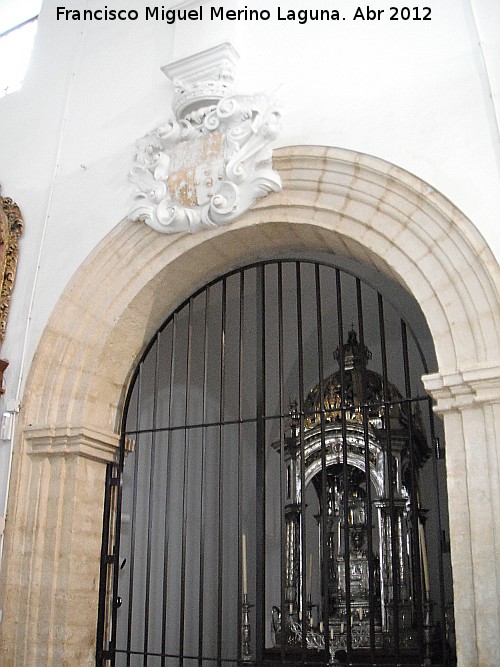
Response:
[[0, 0, 498, 425]]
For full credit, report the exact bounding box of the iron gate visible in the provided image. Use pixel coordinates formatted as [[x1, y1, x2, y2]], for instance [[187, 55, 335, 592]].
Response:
[[97, 260, 455, 666]]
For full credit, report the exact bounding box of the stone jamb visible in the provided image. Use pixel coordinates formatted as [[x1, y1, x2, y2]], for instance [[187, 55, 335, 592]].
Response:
[[423, 368, 500, 667]]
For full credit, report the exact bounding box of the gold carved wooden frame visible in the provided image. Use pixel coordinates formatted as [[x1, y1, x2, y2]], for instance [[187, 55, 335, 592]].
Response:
[[0, 193, 23, 344]]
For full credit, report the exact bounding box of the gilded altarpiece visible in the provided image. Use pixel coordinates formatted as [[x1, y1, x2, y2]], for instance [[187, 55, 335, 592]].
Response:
[[0, 193, 23, 390]]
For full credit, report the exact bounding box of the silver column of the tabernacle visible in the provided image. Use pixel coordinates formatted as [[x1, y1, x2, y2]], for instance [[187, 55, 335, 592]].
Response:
[[241, 593, 253, 661]]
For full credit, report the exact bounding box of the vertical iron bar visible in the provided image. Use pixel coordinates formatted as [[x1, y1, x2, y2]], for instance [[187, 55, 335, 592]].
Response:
[[315, 264, 330, 661], [401, 321, 425, 658], [295, 262, 308, 660], [356, 278, 376, 661], [126, 365, 143, 666], [277, 263, 287, 664], [198, 290, 210, 666], [109, 459, 122, 667], [336, 269, 352, 659], [427, 396, 449, 665], [217, 279, 227, 665], [143, 335, 161, 663], [237, 271, 245, 661], [161, 317, 177, 665], [378, 293, 400, 658], [255, 265, 266, 665], [179, 301, 193, 665], [96, 463, 114, 666]]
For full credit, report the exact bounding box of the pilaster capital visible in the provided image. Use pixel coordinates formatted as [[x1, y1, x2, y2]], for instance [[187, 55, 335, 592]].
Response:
[[24, 425, 120, 463], [423, 362, 500, 414]]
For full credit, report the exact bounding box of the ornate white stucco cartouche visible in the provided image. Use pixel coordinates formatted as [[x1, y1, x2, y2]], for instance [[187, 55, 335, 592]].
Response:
[[128, 43, 282, 233]]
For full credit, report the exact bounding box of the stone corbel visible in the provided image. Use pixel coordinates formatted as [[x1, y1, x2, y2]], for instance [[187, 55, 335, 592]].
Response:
[[25, 425, 120, 463], [423, 362, 500, 413]]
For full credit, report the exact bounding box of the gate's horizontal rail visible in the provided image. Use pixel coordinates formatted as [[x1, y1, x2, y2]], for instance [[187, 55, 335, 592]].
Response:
[[123, 394, 431, 438]]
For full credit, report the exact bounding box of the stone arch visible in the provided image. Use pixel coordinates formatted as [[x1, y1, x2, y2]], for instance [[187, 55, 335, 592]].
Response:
[[23, 147, 500, 438], [1, 146, 499, 667]]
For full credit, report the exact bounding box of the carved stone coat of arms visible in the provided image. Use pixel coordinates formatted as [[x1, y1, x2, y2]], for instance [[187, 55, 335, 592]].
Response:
[[128, 44, 282, 234]]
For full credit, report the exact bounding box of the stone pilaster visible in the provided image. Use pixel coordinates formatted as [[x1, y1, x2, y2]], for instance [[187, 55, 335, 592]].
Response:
[[0, 426, 119, 667], [423, 365, 500, 667]]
